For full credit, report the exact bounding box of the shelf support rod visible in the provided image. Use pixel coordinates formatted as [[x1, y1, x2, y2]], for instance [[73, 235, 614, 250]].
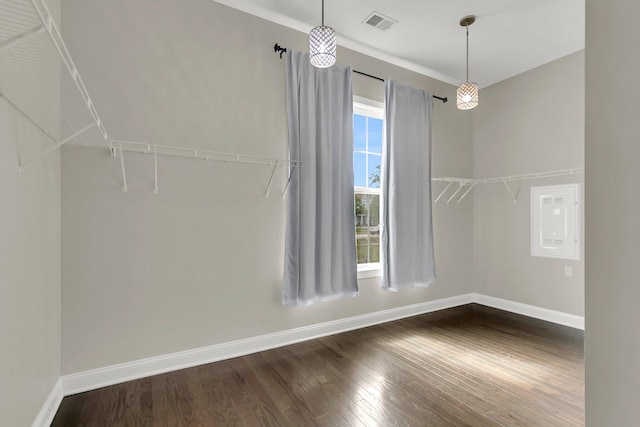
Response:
[[0, 25, 44, 51], [447, 183, 467, 204], [282, 167, 295, 198], [434, 182, 453, 204], [457, 183, 476, 204], [19, 122, 95, 171], [119, 142, 128, 193], [264, 162, 278, 198], [153, 146, 158, 195], [502, 180, 517, 203], [1, 90, 57, 145]]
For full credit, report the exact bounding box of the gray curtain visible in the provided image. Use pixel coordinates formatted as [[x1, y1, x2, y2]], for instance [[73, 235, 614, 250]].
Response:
[[381, 80, 436, 291], [283, 50, 358, 306]]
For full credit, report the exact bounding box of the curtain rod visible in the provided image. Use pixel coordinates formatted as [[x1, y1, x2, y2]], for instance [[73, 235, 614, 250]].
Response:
[[273, 43, 448, 104]]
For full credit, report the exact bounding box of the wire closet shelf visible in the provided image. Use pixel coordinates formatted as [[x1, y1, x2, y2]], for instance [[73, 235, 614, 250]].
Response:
[[113, 140, 300, 197], [0, 0, 298, 197], [0, 0, 114, 172], [433, 167, 585, 204]]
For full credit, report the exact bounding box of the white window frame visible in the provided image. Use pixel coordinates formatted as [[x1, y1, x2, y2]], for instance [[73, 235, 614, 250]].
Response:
[[354, 96, 384, 279]]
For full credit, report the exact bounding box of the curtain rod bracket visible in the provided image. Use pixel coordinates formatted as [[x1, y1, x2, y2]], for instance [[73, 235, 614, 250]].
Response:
[[274, 43, 287, 58]]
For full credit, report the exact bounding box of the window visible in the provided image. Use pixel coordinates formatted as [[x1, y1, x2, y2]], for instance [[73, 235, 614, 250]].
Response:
[[353, 97, 383, 277]]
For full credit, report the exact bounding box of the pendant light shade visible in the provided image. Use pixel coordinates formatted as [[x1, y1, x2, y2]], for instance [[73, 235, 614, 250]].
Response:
[[457, 15, 478, 110], [309, 0, 336, 68], [457, 82, 478, 110], [309, 26, 336, 68]]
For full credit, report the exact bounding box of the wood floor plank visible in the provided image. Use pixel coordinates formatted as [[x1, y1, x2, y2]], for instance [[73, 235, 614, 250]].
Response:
[[318, 326, 502, 426], [51, 304, 584, 426], [373, 319, 582, 426]]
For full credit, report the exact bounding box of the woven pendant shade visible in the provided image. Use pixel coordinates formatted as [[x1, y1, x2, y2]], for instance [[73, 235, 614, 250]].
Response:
[[457, 82, 479, 110], [309, 25, 336, 68]]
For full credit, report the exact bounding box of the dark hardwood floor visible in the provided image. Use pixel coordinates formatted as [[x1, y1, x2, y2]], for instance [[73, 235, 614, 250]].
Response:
[[52, 304, 584, 426]]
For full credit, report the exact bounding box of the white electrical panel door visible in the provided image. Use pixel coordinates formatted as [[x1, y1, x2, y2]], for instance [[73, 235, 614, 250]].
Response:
[[531, 184, 580, 260]]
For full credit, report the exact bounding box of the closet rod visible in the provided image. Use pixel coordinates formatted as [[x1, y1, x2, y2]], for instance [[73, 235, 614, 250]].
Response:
[[273, 43, 448, 104]]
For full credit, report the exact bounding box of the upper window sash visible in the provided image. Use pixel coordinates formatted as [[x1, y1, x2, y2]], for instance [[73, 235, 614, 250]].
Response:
[[354, 96, 384, 119]]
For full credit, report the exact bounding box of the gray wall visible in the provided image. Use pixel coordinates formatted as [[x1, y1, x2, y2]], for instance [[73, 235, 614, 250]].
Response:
[[60, 0, 473, 374], [585, 0, 640, 424], [0, 1, 61, 425], [473, 51, 585, 316]]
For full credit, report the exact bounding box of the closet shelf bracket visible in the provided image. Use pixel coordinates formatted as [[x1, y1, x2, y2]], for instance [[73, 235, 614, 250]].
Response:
[[434, 182, 453, 204], [19, 122, 96, 171], [502, 180, 518, 203], [432, 177, 476, 204], [264, 162, 279, 198], [119, 142, 128, 193], [153, 146, 158, 195], [456, 183, 476, 204], [282, 167, 295, 199], [1, 90, 97, 173]]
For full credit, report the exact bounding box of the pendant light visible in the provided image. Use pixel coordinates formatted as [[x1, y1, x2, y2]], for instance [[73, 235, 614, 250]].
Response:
[[309, 0, 336, 68], [457, 15, 479, 110]]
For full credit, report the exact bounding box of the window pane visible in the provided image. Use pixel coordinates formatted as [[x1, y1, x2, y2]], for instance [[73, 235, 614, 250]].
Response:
[[354, 153, 366, 187], [355, 193, 380, 265], [367, 194, 380, 263], [355, 193, 365, 227], [368, 117, 383, 153], [357, 235, 369, 264], [355, 194, 369, 264], [368, 154, 381, 188], [369, 234, 380, 263], [365, 194, 380, 228], [354, 114, 366, 151]]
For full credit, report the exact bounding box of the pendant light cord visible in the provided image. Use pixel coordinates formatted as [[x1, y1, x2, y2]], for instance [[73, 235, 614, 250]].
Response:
[[322, 0, 325, 26], [466, 24, 469, 83]]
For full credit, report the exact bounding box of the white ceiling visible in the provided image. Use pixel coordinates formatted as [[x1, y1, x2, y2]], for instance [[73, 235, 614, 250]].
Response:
[[213, 0, 585, 88]]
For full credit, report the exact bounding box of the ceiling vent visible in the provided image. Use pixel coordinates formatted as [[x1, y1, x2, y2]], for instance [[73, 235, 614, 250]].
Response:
[[363, 11, 398, 31]]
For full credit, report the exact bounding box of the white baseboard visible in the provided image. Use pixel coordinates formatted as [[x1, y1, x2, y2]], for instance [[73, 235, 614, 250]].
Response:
[[58, 292, 583, 402], [32, 378, 63, 427], [62, 293, 474, 396], [472, 293, 584, 330]]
